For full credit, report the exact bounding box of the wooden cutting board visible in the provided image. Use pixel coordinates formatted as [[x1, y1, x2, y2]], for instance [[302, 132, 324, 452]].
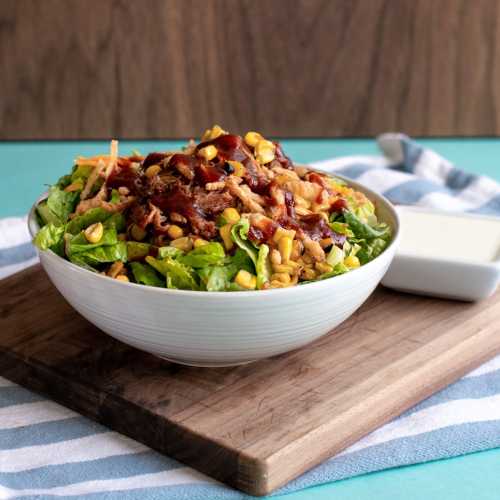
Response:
[[2, 265, 500, 496]]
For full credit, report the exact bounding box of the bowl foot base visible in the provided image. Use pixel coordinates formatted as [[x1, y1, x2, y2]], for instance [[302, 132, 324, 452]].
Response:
[[157, 355, 257, 368]]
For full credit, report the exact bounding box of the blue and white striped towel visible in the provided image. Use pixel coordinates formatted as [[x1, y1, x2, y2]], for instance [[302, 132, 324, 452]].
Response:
[[2, 134, 500, 499]]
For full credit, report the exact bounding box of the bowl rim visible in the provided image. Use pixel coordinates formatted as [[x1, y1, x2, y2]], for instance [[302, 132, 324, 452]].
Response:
[[28, 170, 400, 298]]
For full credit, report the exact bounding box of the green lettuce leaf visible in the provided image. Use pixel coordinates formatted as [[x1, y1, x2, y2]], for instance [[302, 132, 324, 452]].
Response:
[[197, 266, 233, 291], [157, 246, 183, 259], [68, 228, 118, 255], [319, 262, 349, 280], [130, 262, 164, 287], [71, 164, 93, 183], [66, 208, 113, 234], [127, 242, 151, 261], [329, 221, 354, 238], [357, 238, 389, 264], [36, 201, 61, 226], [46, 186, 79, 224], [145, 256, 199, 290], [344, 211, 390, 241], [197, 247, 255, 292], [33, 223, 65, 253], [326, 245, 344, 267], [179, 242, 225, 268], [256, 244, 271, 289], [230, 218, 257, 267], [71, 241, 127, 265], [56, 174, 73, 189], [103, 212, 126, 232], [231, 248, 254, 274]]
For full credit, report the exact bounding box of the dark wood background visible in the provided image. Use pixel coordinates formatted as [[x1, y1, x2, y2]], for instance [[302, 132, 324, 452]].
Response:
[[1, 0, 500, 139]]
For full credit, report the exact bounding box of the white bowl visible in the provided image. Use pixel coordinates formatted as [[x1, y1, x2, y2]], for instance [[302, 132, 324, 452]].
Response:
[[28, 174, 400, 367]]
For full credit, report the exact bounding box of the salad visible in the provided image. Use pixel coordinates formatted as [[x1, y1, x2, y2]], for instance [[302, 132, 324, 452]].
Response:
[[33, 126, 392, 291]]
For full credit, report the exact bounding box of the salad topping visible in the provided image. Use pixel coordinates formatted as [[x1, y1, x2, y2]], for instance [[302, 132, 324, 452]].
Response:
[[34, 126, 392, 291]]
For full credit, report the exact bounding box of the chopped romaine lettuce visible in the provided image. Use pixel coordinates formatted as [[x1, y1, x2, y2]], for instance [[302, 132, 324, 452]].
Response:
[[33, 223, 65, 253], [46, 186, 79, 224], [197, 266, 233, 291], [179, 242, 226, 268], [319, 262, 349, 280], [357, 237, 388, 264], [71, 241, 127, 265], [66, 208, 113, 234], [130, 262, 164, 287], [103, 212, 126, 232], [36, 201, 61, 226], [56, 174, 73, 189], [127, 242, 151, 261], [157, 246, 183, 259], [344, 211, 390, 241], [145, 256, 199, 290], [231, 248, 254, 274], [71, 164, 93, 183], [329, 221, 354, 238], [326, 245, 344, 267], [256, 244, 271, 289], [68, 228, 118, 255], [230, 218, 257, 267]]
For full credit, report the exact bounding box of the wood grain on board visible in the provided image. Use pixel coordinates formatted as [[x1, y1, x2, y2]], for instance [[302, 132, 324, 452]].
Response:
[[1, 0, 500, 139], [1, 265, 500, 495]]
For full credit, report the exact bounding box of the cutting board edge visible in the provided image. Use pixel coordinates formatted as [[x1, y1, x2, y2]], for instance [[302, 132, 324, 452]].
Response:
[[254, 325, 500, 494], [0, 346, 270, 495]]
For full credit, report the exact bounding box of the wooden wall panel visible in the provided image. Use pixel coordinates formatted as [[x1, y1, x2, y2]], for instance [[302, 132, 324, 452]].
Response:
[[1, 0, 500, 139]]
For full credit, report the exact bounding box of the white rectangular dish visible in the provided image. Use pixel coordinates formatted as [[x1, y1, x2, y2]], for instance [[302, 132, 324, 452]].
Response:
[[381, 206, 500, 301]]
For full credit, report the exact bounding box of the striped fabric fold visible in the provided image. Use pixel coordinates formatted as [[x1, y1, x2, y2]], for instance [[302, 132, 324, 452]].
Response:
[[1, 134, 500, 499]]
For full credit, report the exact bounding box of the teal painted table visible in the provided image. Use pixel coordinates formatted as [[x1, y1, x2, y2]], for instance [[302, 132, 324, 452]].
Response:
[[2, 138, 500, 500]]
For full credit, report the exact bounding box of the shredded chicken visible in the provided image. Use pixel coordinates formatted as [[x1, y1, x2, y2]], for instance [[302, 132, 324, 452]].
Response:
[[303, 238, 326, 262], [226, 177, 265, 213]]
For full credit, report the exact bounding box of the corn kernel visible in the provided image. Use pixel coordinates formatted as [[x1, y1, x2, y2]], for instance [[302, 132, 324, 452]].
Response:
[[344, 255, 361, 269], [145, 164, 161, 178], [198, 145, 218, 161], [130, 224, 147, 241], [273, 226, 296, 243], [255, 140, 275, 164], [115, 274, 129, 282], [271, 272, 291, 284], [219, 224, 234, 250], [194, 238, 209, 248], [278, 236, 293, 263], [315, 262, 333, 274], [244, 131, 264, 147], [202, 125, 226, 141], [64, 181, 83, 192], [235, 270, 257, 290], [170, 237, 193, 252], [227, 160, 246, 177], [167, 225, 184, 240], [84, 222, 103, 243], [222, 208, 240, 224]]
